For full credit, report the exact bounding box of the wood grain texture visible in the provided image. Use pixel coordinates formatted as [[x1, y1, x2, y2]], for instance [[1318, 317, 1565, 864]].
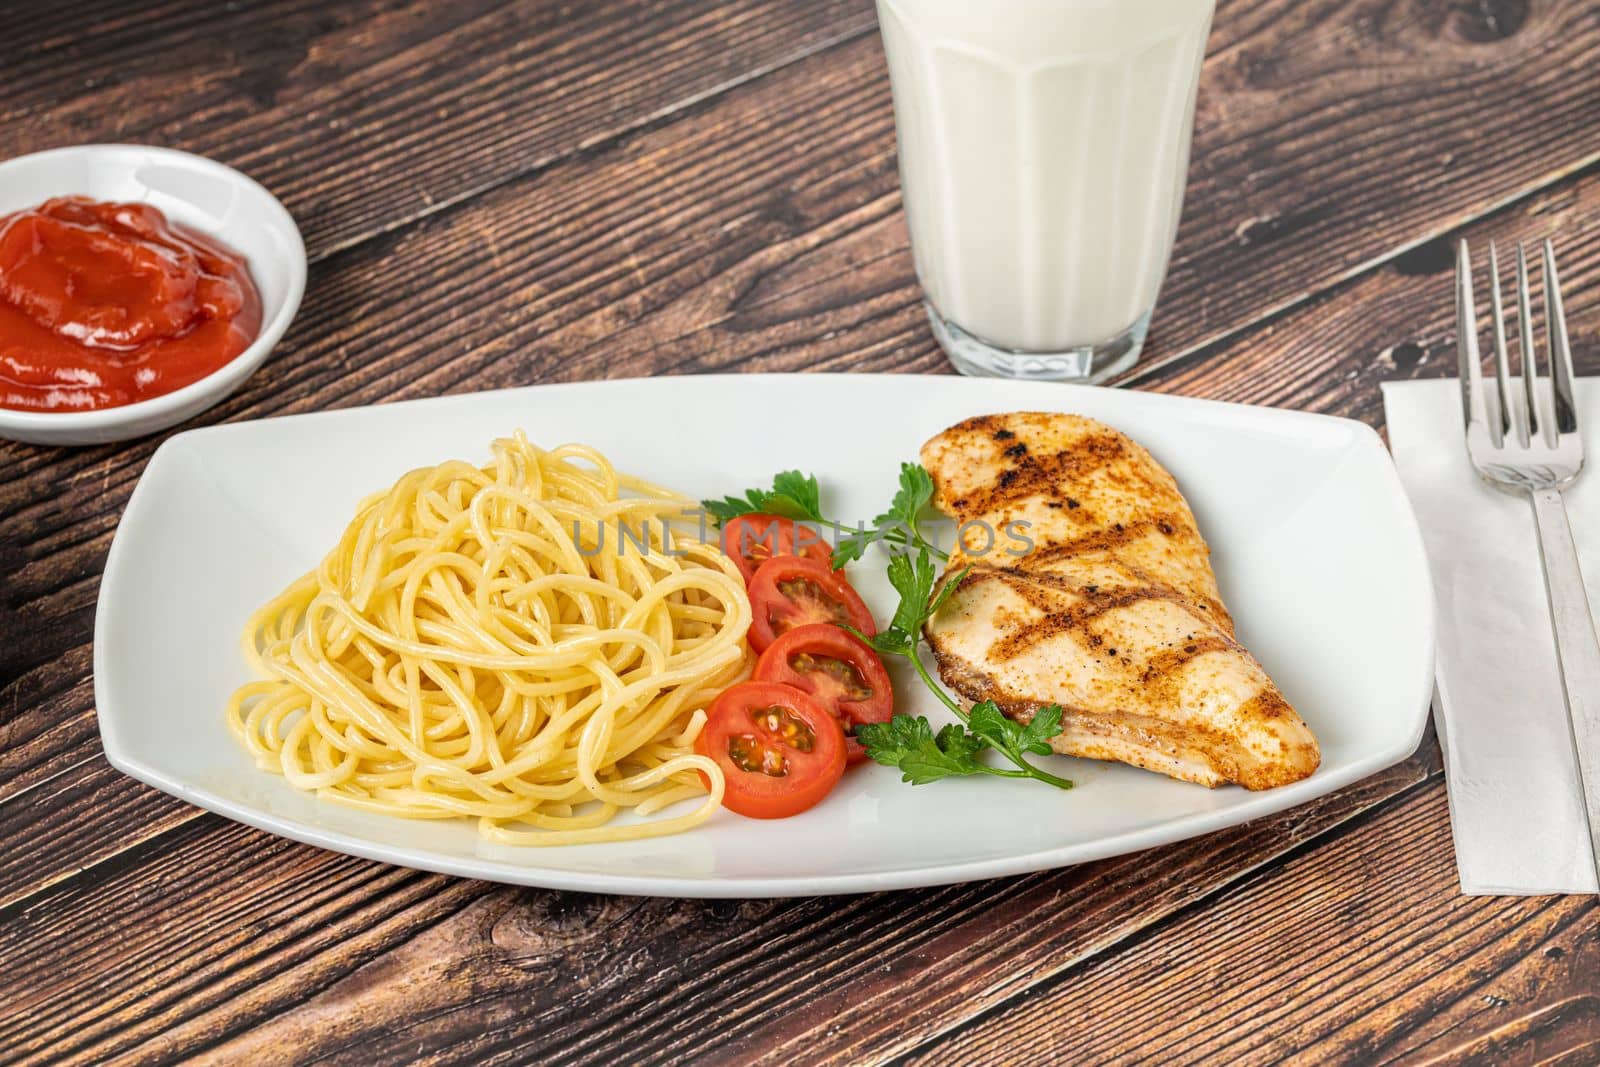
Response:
[[0, 749, 1436, 1065], [0, 760, 194, 910], [1, 0, 1598, 1060], [0, 0, 878, 257], [1134, 165, 1600, 418], [905, 781, 1600, 1066], [1136, 0, 1600, 378]]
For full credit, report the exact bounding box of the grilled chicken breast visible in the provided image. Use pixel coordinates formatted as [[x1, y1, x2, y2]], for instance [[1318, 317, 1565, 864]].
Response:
[[921, 412, 1319, 790]]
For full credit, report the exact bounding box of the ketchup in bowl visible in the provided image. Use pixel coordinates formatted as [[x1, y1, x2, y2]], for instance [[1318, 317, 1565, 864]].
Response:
[[0, 196, 262, 412]]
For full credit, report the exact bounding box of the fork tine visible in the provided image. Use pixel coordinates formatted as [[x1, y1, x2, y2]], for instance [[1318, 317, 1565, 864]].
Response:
[[1488, 242, 1521, 445], [1457, 239, 1487, 431], [1544, 239, 1579, 435], [1516, 242, 1542, 444]]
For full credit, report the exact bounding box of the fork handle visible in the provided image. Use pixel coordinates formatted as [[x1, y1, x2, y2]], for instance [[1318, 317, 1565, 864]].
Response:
[[1530, 486, 1600, 893]]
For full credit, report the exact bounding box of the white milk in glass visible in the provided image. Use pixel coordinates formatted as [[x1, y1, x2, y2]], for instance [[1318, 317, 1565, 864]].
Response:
[[877, 0, 1216, 381]]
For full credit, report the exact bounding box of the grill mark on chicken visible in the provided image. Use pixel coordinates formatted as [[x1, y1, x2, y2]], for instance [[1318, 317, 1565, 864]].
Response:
[[950, 430, 1136, 517], [970, 563, 1232, 642], [1019, 514, 1194, 564], [984, 513, 1232, 630], [964, 563, 1241, 674], [1140, 636, 1236, 683], [1000, 574, 1061, 617], [980, 574, 1210, 663]]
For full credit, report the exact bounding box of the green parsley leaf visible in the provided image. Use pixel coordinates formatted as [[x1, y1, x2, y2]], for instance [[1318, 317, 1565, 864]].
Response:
[[701, 470, 827, 526], [885, 549, 938, 635], [872, 552, 967, 651], [829, 462, 947, 568], [968, 701, 1067, 763], [769, 471, 823, 519], [854, 625, 913, 658], [702, 491, 770, 526], [831, 527, 870, 567], [1015, 704, 1065, 757], [886, 462, 936, 530], [965, 701, 1014, 750], [855, 714, 987, 785]]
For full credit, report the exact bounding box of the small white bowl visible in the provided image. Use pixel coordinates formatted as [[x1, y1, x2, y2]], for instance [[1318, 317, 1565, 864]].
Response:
[[0, 144, 306, 446]]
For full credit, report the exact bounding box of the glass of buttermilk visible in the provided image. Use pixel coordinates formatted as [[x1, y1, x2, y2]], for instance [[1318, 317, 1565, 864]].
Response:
[[877, 0, 1216, 382]]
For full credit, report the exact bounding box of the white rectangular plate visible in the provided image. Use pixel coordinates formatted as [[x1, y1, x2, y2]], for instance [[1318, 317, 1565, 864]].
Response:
[[96, 374, 1434, 897]]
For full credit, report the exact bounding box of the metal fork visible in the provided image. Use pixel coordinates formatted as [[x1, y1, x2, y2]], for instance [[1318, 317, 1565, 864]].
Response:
[[1458, 238, 1600, 892]]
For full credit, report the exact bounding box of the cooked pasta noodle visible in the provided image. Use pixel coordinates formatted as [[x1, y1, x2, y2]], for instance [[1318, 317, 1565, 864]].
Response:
[[226, 433, 752, 844]]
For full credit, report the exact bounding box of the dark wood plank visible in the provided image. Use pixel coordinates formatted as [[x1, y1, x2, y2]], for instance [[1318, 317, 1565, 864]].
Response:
[[904, 782, 1599, 1066], [0, 761, 194, 911], [0, 0, 878, 257], [1132, 166, 1600, 419], [0, 748, 1437, 1065], [0, 639, 97, 803], [0, 818, 487, 1066], [1, 0, 1597, 1057], [1133, 0, 1600, 383]]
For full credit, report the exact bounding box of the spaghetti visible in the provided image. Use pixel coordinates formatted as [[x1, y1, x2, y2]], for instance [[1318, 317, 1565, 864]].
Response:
[[227, 434, 752, 845]]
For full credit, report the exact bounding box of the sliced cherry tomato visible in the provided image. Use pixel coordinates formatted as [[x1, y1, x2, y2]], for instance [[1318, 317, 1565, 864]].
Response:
[[720, 513, 832, 585], [755, 624, 894, 764], [747, 554, 875, 654], [696, 681, 847, 819]]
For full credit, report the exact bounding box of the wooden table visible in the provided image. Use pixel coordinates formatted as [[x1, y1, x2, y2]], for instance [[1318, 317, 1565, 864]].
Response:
[[2, 1, 1597, 1062]]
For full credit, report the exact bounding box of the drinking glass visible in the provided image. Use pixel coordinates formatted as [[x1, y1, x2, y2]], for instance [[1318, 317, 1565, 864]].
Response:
[[877, 0, 1216, 381]]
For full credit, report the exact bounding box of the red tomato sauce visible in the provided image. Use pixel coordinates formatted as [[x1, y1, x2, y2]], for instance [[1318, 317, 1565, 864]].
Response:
[[0, 196, 261, 412]]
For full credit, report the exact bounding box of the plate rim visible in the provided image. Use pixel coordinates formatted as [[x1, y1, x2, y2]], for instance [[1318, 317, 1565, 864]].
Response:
[[93, 373, 1436, 897]]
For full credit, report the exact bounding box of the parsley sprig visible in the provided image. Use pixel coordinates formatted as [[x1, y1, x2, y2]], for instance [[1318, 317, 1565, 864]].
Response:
[[833, 463, 949, 567], [853, 549, 1072, 790], [702, 471, 826, 525], [704, 467, 1071, 791], [701, 463, 948, 568]]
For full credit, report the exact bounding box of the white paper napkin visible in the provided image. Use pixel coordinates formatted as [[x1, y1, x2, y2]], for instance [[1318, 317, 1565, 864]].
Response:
[[1384, 377, 1600, 894]]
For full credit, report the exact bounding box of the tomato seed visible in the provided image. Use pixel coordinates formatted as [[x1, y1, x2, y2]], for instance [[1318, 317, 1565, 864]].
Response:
[[789, 651, 873, 702], [750, 704, 816, 752], [728, 734, 788, 778]]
